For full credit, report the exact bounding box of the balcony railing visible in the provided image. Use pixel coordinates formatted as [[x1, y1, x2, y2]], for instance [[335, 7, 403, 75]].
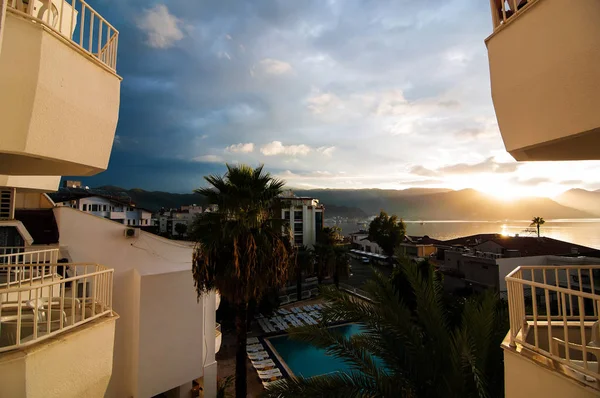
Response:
[[0, 247, 59, 265], [7, 0, 119, 71], [0, 262, 113, 353], [489, 0, 535, 30], [506, 265, 600, 382]]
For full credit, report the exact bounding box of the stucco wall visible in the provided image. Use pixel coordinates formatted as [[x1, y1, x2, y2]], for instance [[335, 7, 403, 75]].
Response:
[[138, 271, 205, 398], [53, 207, 214, 398], [0, 316, 117, 398], [504, 348, 598, 398]]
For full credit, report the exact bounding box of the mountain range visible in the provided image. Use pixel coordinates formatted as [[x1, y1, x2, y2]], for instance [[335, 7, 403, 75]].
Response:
[[66, 186, 600, 221], [295, 188, 593, 220]]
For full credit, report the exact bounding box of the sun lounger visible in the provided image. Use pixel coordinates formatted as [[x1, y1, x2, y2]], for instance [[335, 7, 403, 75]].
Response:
[[247, 344, 264, 352], [247, 351, 270, 360], [247, 337, 260, 344], [259, 373, 283, 382], [257, 368, 282, 377], [303, 305, 313, 312], [278, 308, 291, 315], [252, 359, 276, 369], [262, 379, 284, 388]]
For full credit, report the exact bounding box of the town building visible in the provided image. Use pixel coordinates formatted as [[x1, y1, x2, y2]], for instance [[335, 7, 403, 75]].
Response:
[[349, 230, 382, 254], [279, 192, 324, 248], [56, 194, 153, 227], [156, 204, 216, 237], [0, 2, 218, 397], [399, 235, 442, 259], [437, 234, 600, 296]]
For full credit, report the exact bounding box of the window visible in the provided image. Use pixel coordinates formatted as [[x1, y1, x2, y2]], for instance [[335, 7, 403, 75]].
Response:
[[127, 219, 131, 225], [294, 211, 303, 221], [103, 205, 107, 211], [91, 204, 99, 211], [284, 211, 290, 220], [315, 211, 323, 230], [295, 235, 304, 246], [294, 222, 303, 234], [83, 204, 87, 211]]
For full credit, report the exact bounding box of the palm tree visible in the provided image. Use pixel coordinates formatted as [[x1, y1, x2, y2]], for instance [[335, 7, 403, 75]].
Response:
[[191, 164, 293, 398], [294, 246, 314, 300], [333, 244, 350, 288], [530, 216, 545, 237], [263, 263, 506, 398]]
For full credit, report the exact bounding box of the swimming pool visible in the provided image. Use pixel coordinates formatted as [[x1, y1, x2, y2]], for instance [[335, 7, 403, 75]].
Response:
[[266, 323, 369, 378]]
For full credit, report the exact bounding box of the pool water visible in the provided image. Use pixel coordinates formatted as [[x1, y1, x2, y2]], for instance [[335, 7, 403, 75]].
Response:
[[268, 323, 372, 378]]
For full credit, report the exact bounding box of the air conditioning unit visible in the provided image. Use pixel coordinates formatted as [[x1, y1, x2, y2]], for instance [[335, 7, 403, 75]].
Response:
[[124, 228, 139, 238]]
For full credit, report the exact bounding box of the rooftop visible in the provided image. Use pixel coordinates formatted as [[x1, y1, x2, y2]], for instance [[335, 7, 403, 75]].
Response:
[[442, 234, 598, 257]]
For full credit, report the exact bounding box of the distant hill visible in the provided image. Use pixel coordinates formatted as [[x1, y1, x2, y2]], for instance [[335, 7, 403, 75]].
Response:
[[555, 189, 600, 216], [50, 186, 208, 212], [51, 186, 593, 220], [297, 188, 593, 220], [323, 204, 368, 219]]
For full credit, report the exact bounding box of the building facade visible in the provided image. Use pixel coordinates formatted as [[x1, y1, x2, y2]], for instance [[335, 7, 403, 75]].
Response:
[[57, 195, 152, 227], [0, 1, 218, 396], [280, 194, 324, 248]]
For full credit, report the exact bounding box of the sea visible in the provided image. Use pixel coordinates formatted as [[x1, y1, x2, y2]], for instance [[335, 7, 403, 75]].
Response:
[[326, 219, 600, 250]]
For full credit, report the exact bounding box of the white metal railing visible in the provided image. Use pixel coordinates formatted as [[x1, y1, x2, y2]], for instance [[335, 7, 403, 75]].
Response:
[[506, 265, 600, 381], [0, 247, 59, 265], [7, 0, 118, 71], [489, 0, 536, 30], [0, 262, 113, 352]]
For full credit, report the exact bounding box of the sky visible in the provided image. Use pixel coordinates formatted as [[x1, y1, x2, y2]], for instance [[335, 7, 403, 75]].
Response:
[[81, 0, 600, 198]]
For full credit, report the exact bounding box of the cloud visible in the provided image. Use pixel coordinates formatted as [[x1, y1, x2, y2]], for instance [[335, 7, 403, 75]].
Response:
[[410, 165, 438, 177], [136, 5, 184, 49], [260, 141, 311, 156], [440, 157, 519, 174], [316, 146, 335, 157], [411, 157, 519, 176], [306, 93, 341, 114], [226, 143, 254, 153], [258, 58, 293, 75], [560, 180, 585, 185], [192, 155, 224, 163]]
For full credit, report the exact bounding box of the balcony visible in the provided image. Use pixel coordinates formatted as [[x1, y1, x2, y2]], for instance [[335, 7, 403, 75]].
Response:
[[486, 0, 600, 161], [0, 249, 116, 397], [504, 265, 600, 397], [0, 0, 121, 176]]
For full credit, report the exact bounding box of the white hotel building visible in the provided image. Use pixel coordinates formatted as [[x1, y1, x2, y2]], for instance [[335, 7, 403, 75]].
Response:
[[56, 194, 153, 227], [0, 2, 218, 397], [279, 192, 324, 248]]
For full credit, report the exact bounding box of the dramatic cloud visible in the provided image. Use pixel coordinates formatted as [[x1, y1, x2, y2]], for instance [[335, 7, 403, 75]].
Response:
[[226, 143, 254, 153], [136, 5, 184, 48], [260, 141, 311, 157], [81, 0, 600, 195]]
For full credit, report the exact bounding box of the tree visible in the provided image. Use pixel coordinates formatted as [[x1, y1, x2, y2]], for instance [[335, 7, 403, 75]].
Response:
[[333, 245, 350, 289], [368, 211, 406, 256], [174, 222, 187, 236], [191, 164, 293, 398], [294, 246, 314, 300], [314, 227, 343, 284], [530, 216, 545, 237], [263, 263, 507, 398]]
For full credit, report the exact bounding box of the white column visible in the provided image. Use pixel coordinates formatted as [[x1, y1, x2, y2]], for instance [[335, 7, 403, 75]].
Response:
[[202, 291, 218, 398], [0, 0, 7, 56]]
